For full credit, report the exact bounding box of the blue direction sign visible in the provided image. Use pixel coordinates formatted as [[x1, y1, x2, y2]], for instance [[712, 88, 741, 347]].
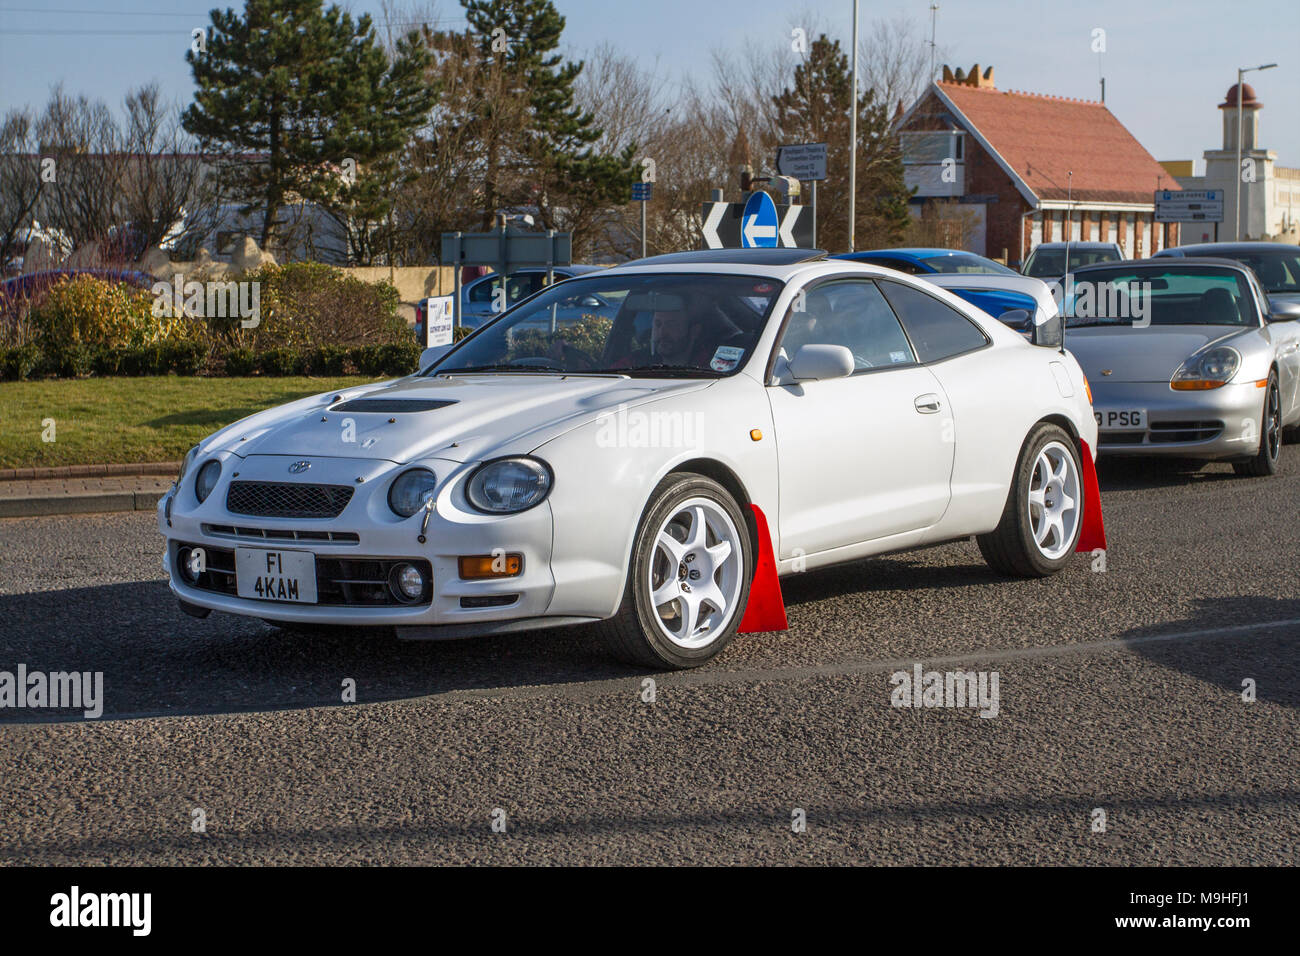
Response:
[[741, 190, 778, 248], [631, 182, 652, 201]]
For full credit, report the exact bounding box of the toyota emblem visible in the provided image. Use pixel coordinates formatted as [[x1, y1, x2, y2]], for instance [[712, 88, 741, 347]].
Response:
[[288, 460, 312, 474]]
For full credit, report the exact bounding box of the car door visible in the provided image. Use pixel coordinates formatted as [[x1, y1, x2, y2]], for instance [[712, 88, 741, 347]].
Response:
[[766, 277, 954, 559]]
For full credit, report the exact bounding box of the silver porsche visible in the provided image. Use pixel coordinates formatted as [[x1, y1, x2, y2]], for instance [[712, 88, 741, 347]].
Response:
[[1064, 257, 1300, 476]]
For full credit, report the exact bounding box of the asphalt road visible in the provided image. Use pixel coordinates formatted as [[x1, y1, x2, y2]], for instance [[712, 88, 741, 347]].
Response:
[[1, 453, 1297, 865]]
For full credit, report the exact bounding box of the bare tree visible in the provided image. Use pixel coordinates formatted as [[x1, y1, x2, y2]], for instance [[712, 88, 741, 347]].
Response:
[[0, 109, 47, 270], [120, 83, 210, 256], [34, 85, 128, 251], [860, 13, 949, 117]]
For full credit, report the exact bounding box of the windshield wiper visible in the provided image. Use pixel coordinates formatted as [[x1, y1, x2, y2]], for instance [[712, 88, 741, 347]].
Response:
[[605, 363, 719, 377]]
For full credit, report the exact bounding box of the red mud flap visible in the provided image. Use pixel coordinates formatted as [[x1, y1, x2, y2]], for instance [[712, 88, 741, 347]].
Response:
[[1075, 438, 1107, 553], [738, 503, 789, 633]]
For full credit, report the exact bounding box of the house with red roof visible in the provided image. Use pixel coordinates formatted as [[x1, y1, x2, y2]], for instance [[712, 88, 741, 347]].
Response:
[[896, 64, 1180, 266]]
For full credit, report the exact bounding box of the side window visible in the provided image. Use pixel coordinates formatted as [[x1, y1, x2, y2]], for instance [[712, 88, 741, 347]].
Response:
[[780, 279, 917, 372], [878, 280, 989, 363]]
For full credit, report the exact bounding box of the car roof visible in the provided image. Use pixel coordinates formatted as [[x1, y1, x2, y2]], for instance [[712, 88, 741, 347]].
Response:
[[1156, 242, 1295, 256], [1073, 256, 1251, 273], [1031, 242, 1118, 249], [625, 248, 828, 266], [835, 248, 972, 259]]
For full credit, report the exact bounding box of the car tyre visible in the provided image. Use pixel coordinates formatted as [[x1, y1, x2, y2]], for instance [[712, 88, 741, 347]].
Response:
[[598, 473, 753, 669], [978, 423, 1084, 578], [1233, 371, 1281, 477]]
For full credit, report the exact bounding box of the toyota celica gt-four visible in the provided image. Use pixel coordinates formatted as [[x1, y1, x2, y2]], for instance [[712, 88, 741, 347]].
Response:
[[160, 249, 1104, 669]]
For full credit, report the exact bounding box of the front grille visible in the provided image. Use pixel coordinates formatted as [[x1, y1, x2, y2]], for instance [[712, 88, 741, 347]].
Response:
[[226, 481, 354, 519], [1148, 420, 1223, 444], [203, 524, 360, 545]]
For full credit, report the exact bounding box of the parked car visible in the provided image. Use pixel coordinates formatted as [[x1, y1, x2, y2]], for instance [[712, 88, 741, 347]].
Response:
[[1153, 241, 1300, 311], [921, 273, 1060, 334], [833, 247, 1017, 277], [1064, 257, 1300, 474], [160, 248, 1102, 669], [1022, 241, 1124, 283]]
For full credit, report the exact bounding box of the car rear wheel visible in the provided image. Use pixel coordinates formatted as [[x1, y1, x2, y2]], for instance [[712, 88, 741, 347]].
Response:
[[597, 474, 752, 669], [978, 423, 1083, 577], [1233, 372, 1280, 477]]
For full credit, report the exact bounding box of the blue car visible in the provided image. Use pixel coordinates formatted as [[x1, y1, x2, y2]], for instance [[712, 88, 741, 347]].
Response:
[[831, 248, 1032, 319]]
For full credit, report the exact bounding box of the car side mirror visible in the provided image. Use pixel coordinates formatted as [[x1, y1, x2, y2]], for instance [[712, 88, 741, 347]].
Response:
[[998, 308, 1033, 332], [1266, 297, 1300, 322], [419, 344, 451, 370], [788, 344, 854, 381], [1030, 311, 1064, 350]]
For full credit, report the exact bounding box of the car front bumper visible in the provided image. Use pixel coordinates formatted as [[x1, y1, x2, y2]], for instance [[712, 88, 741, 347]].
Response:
[[1090, 380, 1266, 458], [157, 452, 577, 635]]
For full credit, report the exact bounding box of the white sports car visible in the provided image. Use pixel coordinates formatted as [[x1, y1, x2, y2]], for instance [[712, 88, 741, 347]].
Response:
[[159, 249, 1105, 669]]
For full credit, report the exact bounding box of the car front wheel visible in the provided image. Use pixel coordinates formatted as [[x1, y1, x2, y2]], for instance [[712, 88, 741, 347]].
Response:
[[1233, 371, 1281, 477], [598, 474, 752, 669]]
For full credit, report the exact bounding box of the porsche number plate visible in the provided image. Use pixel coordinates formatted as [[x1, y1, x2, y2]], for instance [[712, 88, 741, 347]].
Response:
[[235, 548, 317, 603], [1094, 408, 1146, 431]]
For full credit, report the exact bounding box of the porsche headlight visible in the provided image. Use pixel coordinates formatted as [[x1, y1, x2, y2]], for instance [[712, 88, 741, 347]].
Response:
[[466, 457, 552, 514], [388, 467, 439, 518], [194, 459, 222, 503], [1171, 347, 1240, 390]]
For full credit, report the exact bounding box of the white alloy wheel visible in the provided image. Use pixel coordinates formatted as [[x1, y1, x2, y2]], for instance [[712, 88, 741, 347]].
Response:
[[1027, 440, 1081, 560], [646, 497, 744, 649]]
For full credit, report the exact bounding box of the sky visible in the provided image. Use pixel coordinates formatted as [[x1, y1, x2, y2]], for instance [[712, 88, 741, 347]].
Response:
[[2, 0, 1298, 168]]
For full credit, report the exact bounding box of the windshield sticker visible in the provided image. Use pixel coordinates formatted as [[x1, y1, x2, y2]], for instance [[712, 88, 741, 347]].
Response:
[[711, 345, 745, 372]]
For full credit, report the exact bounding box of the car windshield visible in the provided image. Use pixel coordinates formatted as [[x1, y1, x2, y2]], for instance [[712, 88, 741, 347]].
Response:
[[425, 273, 784, 377], [1210, 249, 1300, 294], [1024, 247, 1122, 278], [1064, 266, 1256, 327], [919, 253, 1016, 275]]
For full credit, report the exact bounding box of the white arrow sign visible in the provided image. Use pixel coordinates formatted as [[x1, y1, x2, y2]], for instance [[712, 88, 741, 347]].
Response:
[[702, 203, 727, 249], [779, 206, 801, 247], [743, 214, 777, 246]]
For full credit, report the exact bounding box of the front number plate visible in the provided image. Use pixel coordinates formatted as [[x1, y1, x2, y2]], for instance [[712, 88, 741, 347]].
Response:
[[1094, 408, 1146, 431], [235, 548, 317, 603]]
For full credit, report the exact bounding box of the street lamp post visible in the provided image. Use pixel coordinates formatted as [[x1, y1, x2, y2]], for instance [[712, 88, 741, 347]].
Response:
[[848, 0, 859, 252], [1235, 63, 1277, 241]]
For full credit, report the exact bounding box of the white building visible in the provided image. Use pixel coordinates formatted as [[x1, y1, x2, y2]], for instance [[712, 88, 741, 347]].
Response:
[[1165, 82, 1300, 245]]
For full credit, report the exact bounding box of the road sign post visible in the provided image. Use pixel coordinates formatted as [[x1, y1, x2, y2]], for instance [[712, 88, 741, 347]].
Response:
[[1154, 190, 1224, 224], [776, 142, 828, 251]]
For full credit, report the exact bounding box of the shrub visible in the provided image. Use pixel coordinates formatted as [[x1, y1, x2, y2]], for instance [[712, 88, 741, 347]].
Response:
[[218, 262, 404, 350], [2, 344, 44, 380], [258, 347, 305, 377], [223, 348, 258, 376], [305, 344, 348, 376], [29, 275, 194, 353]]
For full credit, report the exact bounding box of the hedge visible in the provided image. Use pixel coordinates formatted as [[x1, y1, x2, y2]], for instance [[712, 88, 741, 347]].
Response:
[[0, 341, 422, 381]]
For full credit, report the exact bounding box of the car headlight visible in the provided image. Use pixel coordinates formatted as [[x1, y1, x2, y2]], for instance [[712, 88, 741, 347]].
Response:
[[466, 457, 552, 514], [388, 467, 439, 518], [194, 459, 221, 503], [1171, 347, 1240, 390]]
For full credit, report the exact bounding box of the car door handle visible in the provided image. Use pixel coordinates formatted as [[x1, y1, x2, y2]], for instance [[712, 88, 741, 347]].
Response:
[[914, 393, 942, 414]]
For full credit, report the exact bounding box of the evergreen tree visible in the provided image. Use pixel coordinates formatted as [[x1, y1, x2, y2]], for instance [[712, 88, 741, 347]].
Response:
[[773, 34, 911, 251], [183, 0, 435, 254], [460, 0, 635, 231]]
